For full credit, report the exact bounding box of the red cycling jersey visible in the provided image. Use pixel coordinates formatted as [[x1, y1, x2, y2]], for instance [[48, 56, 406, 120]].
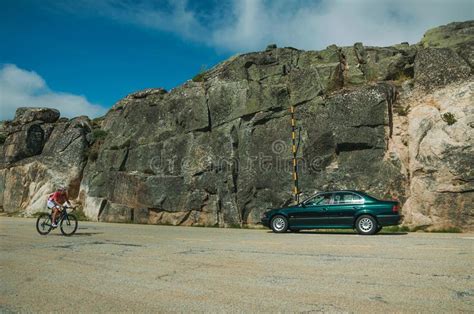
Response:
[[49, 191, 68, 205]]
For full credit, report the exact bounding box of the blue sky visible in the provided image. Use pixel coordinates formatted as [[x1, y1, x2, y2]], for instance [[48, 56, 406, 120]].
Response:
[[1, 0, 473, 120]]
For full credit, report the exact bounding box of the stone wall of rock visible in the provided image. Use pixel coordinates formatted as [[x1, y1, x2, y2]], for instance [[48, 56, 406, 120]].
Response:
[[400, 80, 473, 230], [1, 21, 472, 230], [0, 109, 91, 214]]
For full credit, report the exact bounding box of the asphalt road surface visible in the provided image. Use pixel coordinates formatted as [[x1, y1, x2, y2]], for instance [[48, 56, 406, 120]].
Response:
[[1, 217, 473, 312]]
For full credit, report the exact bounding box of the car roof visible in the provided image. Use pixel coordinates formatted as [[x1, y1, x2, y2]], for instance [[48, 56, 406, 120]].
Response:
[[317, 190, 363, 194], [315, 190, 378, 200]]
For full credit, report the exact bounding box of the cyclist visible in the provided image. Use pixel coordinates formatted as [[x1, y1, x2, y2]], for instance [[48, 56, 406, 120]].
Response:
[[47, 187, 71, 227]]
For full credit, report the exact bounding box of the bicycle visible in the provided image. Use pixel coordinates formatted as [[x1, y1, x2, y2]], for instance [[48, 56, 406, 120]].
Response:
[[36, 205, 78, 236]]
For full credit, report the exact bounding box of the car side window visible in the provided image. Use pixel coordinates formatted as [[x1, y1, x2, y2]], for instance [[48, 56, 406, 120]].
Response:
[[316, 194, 332, 205], [333, 193, 364, 204], [351, 194, 364, 204], [305, 194, 332, 206]]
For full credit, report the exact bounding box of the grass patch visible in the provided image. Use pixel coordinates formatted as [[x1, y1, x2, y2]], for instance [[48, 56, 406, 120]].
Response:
[[441, 112, 457, 125], [409, 225, 428, 232], [382, 225, 410, 233], [8, 211, 26, 217], [226, 223, 243, 229], [71, 209, 89, 221], [192, 64, 208, 82], [31, 212, 48, 218], [428, 227, 462, 233], [91, 117, 105, 128], [394, 71, 411, 84], [92, 129, 108, 140], [192, 72, 206, 82], [189, 223, 220, 228]]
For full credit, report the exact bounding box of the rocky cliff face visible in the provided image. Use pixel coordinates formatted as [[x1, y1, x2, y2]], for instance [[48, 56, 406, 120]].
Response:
[[0, 109, 91, 214], [1, 21, 473, 231]]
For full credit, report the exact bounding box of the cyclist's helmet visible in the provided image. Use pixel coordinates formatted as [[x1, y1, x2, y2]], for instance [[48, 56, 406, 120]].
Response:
[[58, 186, 67, 192]]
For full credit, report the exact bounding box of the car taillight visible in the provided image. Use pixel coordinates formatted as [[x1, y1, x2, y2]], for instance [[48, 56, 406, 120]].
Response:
[[392, 204, 400, 213]]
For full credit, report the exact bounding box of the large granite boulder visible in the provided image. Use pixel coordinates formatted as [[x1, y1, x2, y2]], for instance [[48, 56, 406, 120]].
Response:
[[0, 110, 91, 214], [414, 48, 471, 89], [2, 108, 62, 163], [419, 20, 474, 80], [402, 80, 474, 230], [13, 107, 60, 125]]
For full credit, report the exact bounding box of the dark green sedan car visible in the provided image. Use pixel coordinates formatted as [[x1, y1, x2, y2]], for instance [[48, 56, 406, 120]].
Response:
[[261, 190, 402, 235]]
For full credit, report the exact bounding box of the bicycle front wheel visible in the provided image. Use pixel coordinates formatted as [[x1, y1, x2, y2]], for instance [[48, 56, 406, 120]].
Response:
[[36, 213, 52, 235], [60, 214, 78, 236]]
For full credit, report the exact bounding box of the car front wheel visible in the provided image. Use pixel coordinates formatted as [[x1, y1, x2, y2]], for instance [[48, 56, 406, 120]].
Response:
[[355, 215, 377, 235], [271, 215, 288, 233]]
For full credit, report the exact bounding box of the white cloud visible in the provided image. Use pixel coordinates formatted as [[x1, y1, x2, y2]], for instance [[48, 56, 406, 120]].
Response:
[[0, 64, 106, 121], [58, 0, 474, 52], [212, 0, 474, 52]]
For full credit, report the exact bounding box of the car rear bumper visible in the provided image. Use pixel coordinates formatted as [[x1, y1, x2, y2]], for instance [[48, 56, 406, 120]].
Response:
[[378, 214, 404, 226]]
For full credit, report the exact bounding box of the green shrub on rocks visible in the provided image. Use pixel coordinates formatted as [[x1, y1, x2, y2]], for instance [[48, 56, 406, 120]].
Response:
[[441, 112, 457, 125], [394, 105, 410, 116], [92, 129, 108, 140], [192, 72, 205, 82], [192, 65, 208, 82], [88, 149, 99, 162], [394, 72, 411, 84]]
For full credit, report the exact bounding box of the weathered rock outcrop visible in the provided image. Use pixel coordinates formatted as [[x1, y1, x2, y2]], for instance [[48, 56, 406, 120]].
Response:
[[1, 21, 473, 230], [399, 20, 474, 230], [400, 80, 473, 229], [0, 109, 91, 214]]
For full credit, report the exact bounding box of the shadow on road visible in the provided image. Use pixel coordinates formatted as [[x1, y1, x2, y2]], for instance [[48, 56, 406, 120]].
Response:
[[74, 232, 104, 236], [375, 232, 408, 236], [51, 232, 103, 237], [267, 231, 408, 236]]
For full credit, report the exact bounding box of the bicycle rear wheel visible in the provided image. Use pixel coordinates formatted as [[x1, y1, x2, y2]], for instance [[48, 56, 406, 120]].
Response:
[[60, 214, 78, 236], [36, 213, 52, 235]]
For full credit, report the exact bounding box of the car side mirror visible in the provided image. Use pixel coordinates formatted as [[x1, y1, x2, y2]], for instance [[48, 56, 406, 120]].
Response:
[[300, 202, 306, 208]]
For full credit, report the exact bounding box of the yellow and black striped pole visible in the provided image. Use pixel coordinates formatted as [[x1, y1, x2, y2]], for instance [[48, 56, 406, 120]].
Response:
[[290, 105, 299, 204]]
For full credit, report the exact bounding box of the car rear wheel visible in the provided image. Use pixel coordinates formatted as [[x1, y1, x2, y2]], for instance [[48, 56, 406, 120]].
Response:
[[271, 215, 288, 233], [355, 215, 377, 235]]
